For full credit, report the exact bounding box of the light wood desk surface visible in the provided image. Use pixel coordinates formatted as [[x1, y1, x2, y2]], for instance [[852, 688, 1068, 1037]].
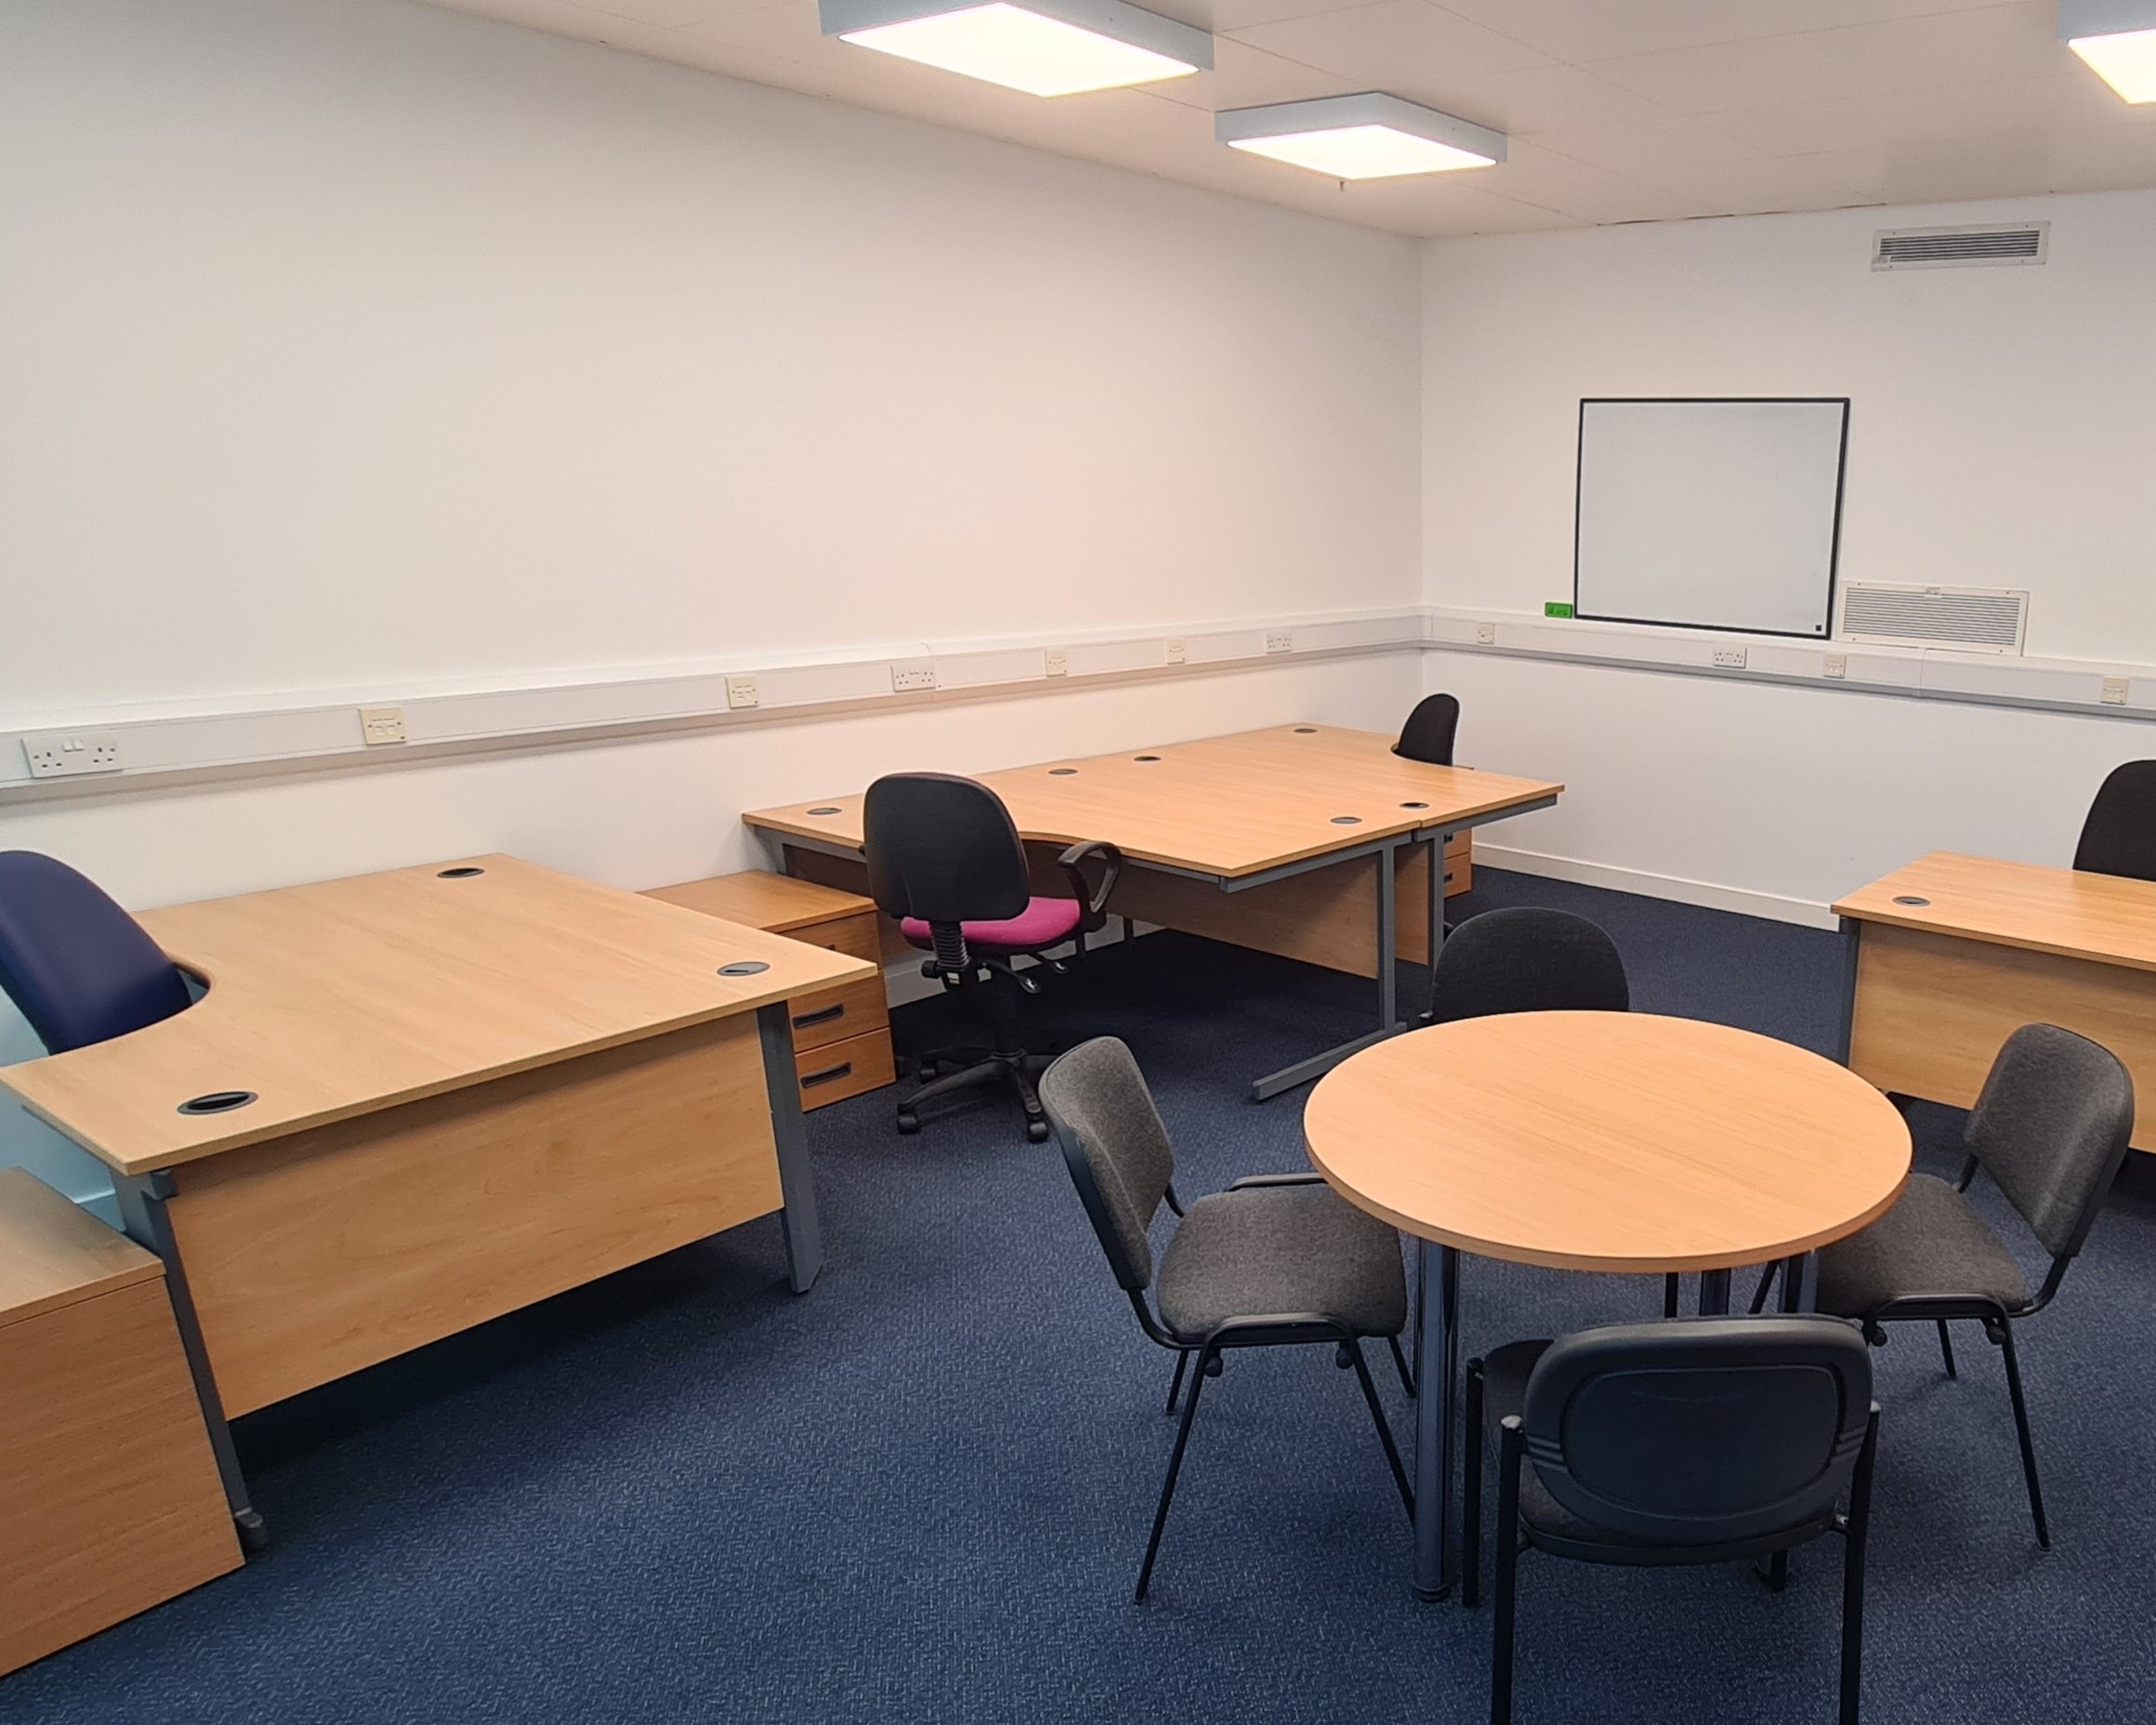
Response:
[[1834, 850, 2156, 971], [0, 854, 873, 1178], [743, 724, 1563, 880], [1305, 1011, 1911, 1274]]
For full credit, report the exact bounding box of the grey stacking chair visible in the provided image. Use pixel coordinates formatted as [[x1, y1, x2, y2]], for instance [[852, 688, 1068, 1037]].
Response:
[[1038, 1035, 1414, 1602], [1465, 1317, 1881, 1725], [1755, 1021, 2132, 1547]]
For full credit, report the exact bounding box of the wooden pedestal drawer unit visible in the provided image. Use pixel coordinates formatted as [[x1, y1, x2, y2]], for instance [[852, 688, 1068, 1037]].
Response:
[[0, 1170, 243, 1675], [644, 872, 897, 1111]]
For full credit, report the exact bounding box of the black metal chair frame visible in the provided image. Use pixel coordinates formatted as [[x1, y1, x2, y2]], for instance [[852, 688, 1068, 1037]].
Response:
[[1463, 1350, 1882, 1725], [900, 837, 1123, 1142], [1055, 1138, 1416, 1601], [1749, 1150, 2078, 1548]]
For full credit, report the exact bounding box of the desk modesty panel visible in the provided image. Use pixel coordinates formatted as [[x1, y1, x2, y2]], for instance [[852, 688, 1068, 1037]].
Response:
[[1836, 851, 2156, 1152]]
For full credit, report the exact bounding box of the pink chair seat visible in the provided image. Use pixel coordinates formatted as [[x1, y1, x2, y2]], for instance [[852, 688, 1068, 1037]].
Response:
[[901, 896, 1084, 953]]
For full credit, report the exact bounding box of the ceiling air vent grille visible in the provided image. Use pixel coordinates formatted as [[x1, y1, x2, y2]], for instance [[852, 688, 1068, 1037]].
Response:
[[1873, 221, 2048, 270], [1840, 583, 2029, 653]]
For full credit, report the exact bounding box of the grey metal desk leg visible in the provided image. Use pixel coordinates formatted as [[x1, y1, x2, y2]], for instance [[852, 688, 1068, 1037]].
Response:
[[1413, 1240, 1460, 1600], [757, 1003, 822, 1295], [1250, 838, 1405, 1101], [1835, 917, 1860, 1066], [1424, 830, 1451, 1022], [111, 1172, 268, 1554], [1697, 1269, 1732, 1315]]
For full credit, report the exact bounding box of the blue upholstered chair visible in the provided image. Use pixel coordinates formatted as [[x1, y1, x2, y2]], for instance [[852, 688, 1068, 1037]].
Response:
[[0, 851, 192, 1052]]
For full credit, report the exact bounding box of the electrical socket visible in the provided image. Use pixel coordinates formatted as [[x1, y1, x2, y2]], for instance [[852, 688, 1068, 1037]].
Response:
[[725, 676, 759, 710], [1713, 647, 1748, 669], [1164, 639, 1188, 665], [359, 705, 407, 745], [890, 661, 938, 693], [21, 730, 124, 779], [1822, 652, 1847, 679], [1475, 622, 1496, 646], [2102, 677, 2130, 706], [1265, 633, 1294, 654], [1044, 650, 1068, 678]]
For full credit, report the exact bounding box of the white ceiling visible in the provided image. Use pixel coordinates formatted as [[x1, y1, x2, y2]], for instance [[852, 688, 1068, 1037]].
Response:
[[426, 0, 2156, 235]]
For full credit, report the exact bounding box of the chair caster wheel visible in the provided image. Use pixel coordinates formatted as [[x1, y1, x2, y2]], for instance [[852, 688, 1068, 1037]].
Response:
[[234, 1509, 270, 1553], [1026, 1118, 1050, 1143], [1203, 1354, 1224, 1378], [896, 1109, 920, 1135], [1334, 1342, 1354, 1369]]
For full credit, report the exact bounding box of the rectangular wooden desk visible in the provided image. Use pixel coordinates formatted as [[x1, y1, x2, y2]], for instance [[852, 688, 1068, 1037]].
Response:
[[743, 725, 1562, 1099], [1836, 850, 2156, 1150], [0, 855, 873, 1548]]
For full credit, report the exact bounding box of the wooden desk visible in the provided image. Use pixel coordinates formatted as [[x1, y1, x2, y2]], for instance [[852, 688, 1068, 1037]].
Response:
[[0, 855, 872, 1548], [1836, 850, 2156, 1150], [744, 725, 1562, 1099], [1, 1170, 242, 1673], [1305, 1012, 1910, 1600]]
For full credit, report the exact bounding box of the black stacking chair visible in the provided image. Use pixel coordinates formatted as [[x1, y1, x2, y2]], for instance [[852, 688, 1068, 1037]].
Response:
[[1428, 906, 1628, 1023], [1394, 692, 1461, 765], [1465, 1317, 1880, 1725], [1755, 1022, 2133, 1548], [863, 772, 1119, 1142], [2074, 761, 2156, 882], [1038, 1035, 1414, 1600]]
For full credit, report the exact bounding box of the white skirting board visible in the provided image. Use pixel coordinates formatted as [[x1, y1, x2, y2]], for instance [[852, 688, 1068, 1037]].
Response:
[[1470, 844, 1839, 931]]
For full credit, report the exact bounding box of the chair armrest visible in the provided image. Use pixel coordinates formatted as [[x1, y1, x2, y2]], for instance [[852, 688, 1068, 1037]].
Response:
[[1225, 1171, 1328, 1191], [1056, 839, 1124, 928]]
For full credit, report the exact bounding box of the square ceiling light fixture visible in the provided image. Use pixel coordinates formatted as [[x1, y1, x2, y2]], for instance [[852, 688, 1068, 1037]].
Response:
[[818, 0, 1211, 96], [1216, 93, 1507, 180], [2060, 0, 2156, 100]]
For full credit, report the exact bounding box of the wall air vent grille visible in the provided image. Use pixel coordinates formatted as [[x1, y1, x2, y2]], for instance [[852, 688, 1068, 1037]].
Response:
[[1840, 582, 2028, 653], [1873, 222, 2047, 270]]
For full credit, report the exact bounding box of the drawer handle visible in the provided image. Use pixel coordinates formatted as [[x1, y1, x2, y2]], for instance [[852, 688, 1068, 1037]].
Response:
[[793, 1004, 847, 1029], [801, 1061, 854, 1088]]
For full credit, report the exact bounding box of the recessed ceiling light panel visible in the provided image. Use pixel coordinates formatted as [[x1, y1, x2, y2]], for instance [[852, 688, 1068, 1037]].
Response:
[[818, 0, 1211, 97], [1215, 93, 1507, 180], [2059, 0, 2156, 101]]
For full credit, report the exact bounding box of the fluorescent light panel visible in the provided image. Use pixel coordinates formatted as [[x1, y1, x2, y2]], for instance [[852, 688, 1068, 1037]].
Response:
[[2059, 0, 2156, 100], [818, 0, 1210, 96], [1215, 94, 1506, 181]]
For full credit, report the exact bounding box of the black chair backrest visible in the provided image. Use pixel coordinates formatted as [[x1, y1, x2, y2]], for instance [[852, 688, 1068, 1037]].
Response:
[[1523, 1317, 1873, 1547], [1039, 1036, 1176, 1294], [1967, 1022, 2135, 1261], [0, 851, 192, 1054], [1394, 693, 1460, 766], [1429, 906, 1629, 1023], [862, 773, 1032, 927], [2074, 761, 2156, 883]]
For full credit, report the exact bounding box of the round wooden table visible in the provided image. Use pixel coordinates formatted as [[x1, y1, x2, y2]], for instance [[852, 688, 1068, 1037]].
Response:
[[1304, 1010, 1912, 1600]]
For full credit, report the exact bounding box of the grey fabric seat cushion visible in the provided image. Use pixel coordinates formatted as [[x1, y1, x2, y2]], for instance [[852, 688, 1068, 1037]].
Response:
[[1154, 1181, 1407, 1342], [1815, 1172, 2031, 1316]]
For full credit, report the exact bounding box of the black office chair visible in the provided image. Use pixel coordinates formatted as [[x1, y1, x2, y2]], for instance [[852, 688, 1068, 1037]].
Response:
[[1038, 1036, 1414, 1601], [0, 851, 193, 1052], [863, 772, 1120, 1142], [1753, 1022, 2132, 1548], [1428, 906, 1628, 1023], [1465, 1317, 1880, 1725], [2073, 761, 2156, 882], [1394, 692, 1461, 765]]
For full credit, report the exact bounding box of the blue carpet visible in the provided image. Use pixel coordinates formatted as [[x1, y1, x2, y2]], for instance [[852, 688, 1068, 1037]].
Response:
[[7, 869, 2153, 1723]]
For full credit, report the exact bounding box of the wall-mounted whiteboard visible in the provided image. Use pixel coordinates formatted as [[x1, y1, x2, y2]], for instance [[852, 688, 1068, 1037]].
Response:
[[1574, 398, 1849, 639]]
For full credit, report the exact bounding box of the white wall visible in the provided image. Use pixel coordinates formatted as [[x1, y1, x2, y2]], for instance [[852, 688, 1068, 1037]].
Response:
[[0, 0, 1424, 1203], [1420, 191, 2156, 919]]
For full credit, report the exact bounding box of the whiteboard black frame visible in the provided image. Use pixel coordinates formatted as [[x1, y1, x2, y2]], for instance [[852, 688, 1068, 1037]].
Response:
[[1571, 396, 1852, 639]]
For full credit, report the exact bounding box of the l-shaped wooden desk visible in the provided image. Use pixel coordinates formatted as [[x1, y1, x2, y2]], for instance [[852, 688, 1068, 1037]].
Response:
[[743, 725, 1563, 1099], [0, 854, 873, 1548]]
